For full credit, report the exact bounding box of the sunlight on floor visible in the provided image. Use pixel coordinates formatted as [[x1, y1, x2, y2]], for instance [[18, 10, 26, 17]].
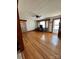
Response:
[[51, 35, 59, 46], [40, 34, 46, 41]]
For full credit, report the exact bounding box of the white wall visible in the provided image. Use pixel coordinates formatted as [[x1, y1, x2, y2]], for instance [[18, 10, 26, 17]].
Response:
[[18, 0, 37, 31], [26, 19, 37, 31]]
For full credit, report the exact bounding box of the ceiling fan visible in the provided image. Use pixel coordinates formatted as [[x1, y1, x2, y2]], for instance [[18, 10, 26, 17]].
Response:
[[32, 15, 41, 18]]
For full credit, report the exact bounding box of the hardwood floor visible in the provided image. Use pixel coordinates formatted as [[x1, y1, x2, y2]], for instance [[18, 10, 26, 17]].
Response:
[[22, 31, 61, 59]]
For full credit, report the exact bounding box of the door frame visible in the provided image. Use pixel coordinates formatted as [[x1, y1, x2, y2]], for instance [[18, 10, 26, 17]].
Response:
[[52, 17, 61, 33]]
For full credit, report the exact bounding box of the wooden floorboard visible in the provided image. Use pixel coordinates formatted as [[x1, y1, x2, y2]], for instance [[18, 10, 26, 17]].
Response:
[[22, 31, 61, 59]]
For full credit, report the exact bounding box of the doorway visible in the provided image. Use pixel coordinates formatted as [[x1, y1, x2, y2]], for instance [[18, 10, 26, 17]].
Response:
[[53, 19, 60, 34], [39, 21, 45, 28]]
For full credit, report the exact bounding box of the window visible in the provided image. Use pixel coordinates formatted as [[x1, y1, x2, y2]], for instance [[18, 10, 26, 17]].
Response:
[[53, 19, 60, 33], [40, 21, 45, 28]]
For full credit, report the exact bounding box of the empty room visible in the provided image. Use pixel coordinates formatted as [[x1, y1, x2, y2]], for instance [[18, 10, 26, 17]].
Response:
[[17, 0, 61, 59]]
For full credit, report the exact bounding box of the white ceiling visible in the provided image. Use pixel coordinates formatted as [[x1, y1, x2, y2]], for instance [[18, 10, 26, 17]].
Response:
[[18, 0, 61, 20]]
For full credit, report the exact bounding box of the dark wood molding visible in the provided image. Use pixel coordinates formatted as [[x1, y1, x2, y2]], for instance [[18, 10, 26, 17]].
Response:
[[17, 0, 24, 51], [53, 16, 61, 20], [58, 18, 61, 39], [20, 19, 27, 22]]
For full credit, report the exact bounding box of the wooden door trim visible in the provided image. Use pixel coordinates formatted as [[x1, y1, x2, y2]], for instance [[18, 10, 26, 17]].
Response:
[[17, 0, 24, 51]]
